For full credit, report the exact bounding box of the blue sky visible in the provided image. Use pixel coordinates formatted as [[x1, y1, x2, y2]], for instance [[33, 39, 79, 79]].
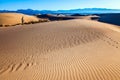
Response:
[[0, 0, 120, 10]]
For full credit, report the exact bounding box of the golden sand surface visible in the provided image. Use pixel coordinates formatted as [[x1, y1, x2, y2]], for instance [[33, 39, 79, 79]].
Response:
[[0, 19, 120, 80], [0, 13, 39, 26]]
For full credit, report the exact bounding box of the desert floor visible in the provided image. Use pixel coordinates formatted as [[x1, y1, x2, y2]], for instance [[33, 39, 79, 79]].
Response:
[[0, 19, 120, 80]]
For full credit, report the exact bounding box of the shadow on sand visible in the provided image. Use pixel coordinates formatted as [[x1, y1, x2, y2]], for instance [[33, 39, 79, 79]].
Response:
[[97, 13, 120, 26]]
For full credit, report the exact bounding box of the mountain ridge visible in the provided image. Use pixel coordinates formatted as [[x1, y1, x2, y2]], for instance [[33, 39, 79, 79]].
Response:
[[0, 8, 120, 15]]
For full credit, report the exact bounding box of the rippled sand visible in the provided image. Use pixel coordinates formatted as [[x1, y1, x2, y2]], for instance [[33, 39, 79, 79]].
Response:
[[0, 19, 120, 80]]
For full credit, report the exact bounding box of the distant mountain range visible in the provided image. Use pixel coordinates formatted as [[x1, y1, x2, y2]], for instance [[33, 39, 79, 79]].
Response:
[[0, 8, 120, 15]]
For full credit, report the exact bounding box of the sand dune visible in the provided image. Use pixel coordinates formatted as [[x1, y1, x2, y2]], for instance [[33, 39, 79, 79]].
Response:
[[0, 13, 40, 27], [0, 19, 120, 80], [36, 14, 99, 21]]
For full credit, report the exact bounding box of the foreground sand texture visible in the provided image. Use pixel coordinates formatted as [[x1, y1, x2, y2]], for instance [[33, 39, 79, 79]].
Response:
[[0, 19, 120, 80]]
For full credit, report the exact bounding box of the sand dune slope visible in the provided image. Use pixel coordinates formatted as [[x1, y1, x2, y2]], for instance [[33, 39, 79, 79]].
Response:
[[0, 19, 120, 80], [0, 13, 39, 26]]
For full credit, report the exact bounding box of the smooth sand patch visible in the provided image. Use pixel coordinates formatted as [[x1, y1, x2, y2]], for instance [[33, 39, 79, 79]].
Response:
[[0, 13, 39, 27], [0, 19, 120, 80]]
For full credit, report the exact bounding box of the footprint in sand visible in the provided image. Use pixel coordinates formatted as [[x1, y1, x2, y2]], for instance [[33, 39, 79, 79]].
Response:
[[0, 62, 36, 76]]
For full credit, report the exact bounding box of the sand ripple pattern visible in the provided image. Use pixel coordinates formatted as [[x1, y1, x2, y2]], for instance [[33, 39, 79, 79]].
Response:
[[0, 20, 120, 80], [0, 62, 36, 76]]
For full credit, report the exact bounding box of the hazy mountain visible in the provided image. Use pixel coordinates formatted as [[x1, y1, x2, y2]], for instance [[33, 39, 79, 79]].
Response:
[[0, 8, 120, 15]]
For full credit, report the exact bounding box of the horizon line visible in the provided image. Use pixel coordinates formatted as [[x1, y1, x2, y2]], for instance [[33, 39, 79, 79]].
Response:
[[1, 8, 120, 11]]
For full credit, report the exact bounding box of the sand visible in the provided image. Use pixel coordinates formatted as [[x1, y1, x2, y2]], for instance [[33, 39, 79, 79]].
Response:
[[0, 13, 39, 26], [0, 19, 120, 80], [37, 14, 99, 21]]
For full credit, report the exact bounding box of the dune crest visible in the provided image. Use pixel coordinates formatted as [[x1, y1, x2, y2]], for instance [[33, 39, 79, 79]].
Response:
[[0, 13, 47, 27]]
